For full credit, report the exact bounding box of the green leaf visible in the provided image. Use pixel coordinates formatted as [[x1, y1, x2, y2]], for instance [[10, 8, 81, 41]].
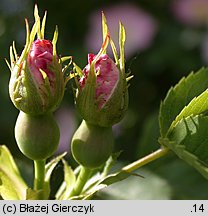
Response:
[[45, 152, 66, 183], [77, 152, 123, 198], [97, 169, 171, 199], [69, 170, 131, 200], [159, 67, 208, 137], [170, 90, 208, 131], [79, 169, 141, 200], [0, 145, 28, 200], [101, 152, 122, 178], [99, 170, 132, 186], [56, 159, 76, 200], [161, 115, 208, 180], [44, 152, 66, 199]]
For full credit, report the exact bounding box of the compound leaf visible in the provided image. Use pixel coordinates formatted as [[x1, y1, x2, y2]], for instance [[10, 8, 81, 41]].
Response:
[[160, 115, 208, 179], [159, 67, 208, 137]]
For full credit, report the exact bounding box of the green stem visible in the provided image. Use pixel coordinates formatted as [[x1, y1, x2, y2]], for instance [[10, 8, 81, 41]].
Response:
[[34, 159, 46, 199], [69, 166, 92, 198], [122, 147, 169, 173]]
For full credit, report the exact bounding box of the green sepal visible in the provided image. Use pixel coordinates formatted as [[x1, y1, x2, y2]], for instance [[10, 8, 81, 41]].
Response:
[[119, 22, 126, 73], [102, 12, 108, 55]]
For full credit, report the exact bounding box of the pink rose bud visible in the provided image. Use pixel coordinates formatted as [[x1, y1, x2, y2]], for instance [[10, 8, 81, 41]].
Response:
[[71, 13, 132, 168], [8, 8, 64, 115], [28, 39, 54, 86], [74, 15, 130, 127], [79, 53, 120, 109]]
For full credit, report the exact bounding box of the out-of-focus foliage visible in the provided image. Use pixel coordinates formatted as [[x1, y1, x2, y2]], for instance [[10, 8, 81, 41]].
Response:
[[0, 0, 208, 199]]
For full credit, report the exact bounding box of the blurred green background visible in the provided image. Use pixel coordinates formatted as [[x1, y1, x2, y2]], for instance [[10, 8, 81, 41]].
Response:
[[1, 0, 208, 199]]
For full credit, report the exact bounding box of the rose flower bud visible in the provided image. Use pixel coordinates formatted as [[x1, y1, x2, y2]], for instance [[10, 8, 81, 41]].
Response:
[[71, 14, 132, 169], [8, 9, 64, 116], [7, 6, 73, 161], [74, 24, 130, 127]]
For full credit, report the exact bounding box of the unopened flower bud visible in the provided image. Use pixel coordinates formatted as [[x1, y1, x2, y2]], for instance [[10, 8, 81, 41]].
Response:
[[74, 14, 131, 127], [8, 8, 64, 115], [75, 49, 128, 127]]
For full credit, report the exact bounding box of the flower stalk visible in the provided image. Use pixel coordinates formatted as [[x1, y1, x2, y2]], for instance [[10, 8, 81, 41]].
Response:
[[69, 166, 92, 198], [34, 160, 47, 199], [122, 147, 170, 173]]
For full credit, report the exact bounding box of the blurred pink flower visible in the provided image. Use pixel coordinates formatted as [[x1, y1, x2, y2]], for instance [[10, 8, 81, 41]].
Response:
[[172, 0, 208, 27], [85, 3, 157, 58]]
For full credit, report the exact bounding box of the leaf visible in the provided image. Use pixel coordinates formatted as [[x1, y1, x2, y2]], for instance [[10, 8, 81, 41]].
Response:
[[45, 152, 67, 183], [96, 169, 171, 199], [101, 152, 122, 178], [78, 152, 123, 197], [82, 184, 107, 200], [78, 169, 140, 200], [159, 67, 208, 137], [44, 153, 66, 197], [99, 170, 132, 186], [0, 145, 28, 200], [161, 115, 208, 180], [56, 159, 76, 200], [170, 90, 208, 131]]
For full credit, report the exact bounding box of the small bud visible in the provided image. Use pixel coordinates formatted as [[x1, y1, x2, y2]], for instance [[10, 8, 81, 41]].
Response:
[[8, 7, 64, 115], [74, 14, 131, 127], [71, 120, 113, 168], [76, 53, 128, 127], [15, 111, 60, 160]]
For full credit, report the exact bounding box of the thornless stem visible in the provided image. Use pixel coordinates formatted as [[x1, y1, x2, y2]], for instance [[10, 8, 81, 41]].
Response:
[[122, 147, 169, 173], [69, 166, 92, 198], [34, 159, 46, 199]]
